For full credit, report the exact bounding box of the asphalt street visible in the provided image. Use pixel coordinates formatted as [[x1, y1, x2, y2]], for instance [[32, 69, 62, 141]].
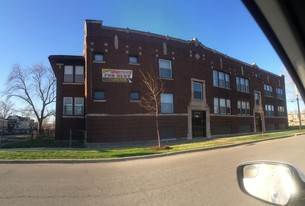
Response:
[[0, 135, 305, 206]]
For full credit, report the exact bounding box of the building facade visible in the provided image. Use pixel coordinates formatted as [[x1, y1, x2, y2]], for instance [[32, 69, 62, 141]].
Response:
[[49, 20, 288, 143]]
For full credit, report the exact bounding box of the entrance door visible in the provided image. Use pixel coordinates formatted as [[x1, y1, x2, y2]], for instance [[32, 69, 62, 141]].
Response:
[[255, 113, 262, 132], [192, 111, 206, 137]]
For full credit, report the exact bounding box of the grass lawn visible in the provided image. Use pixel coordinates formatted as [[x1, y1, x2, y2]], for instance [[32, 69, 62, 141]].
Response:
[[0, 130, 304, 160]]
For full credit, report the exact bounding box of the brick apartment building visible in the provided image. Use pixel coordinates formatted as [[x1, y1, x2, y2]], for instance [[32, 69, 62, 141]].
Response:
[[49, 20, 288, 143]]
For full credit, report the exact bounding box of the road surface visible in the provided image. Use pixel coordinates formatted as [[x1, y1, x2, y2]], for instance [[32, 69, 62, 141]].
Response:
[[0, 135, 305, 206]]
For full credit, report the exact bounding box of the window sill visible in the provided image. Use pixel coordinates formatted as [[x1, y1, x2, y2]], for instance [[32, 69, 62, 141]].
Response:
[[62, 115, 84, 118], [130, 100, 141, 102], [94, 100, 106, 102], [237, 90, 250, 94], [214, 113, 231, 115], [129, 63, 140, 66], [93, 60, 106, 64], [265, 95, 274, 98], [160, 77, 174, 81], [63, 82, 84, 85]]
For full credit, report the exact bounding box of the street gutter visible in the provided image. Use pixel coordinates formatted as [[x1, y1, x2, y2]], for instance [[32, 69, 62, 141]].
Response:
[[0, 133, 304, 164]]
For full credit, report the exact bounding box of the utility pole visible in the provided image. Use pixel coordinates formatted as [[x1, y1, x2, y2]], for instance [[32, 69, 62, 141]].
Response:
[[294, 86, 302, 130], [296, 94, 302, 130]]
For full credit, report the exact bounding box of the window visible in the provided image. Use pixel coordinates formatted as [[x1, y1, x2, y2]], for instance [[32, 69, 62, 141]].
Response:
[[161, 93, 173, 113], [64, 65, 84, 83], [255, 92, 261, 106], [278, 106, 285, 116], [214, 98, 219, 114], [94, 54, 104, 62], [238, 100, 250, 115], [75, 66, 84, 83], [264, 84, 273, 97], [276, 88, 284, 99], [193, 81, 203, 100], [63, 97, 84, 116], [214, 98, 231, 115], [63, 97, 73, 115], [265, 104, 275, 116], [236, 77, 250, 92], [130, 91, 140, 101], [213, 70, 230, 88], [74, 97, 84, 116], [64, 65, 73, 83], [129, 56, 139, 64], [94, 90, 105, 101], [159, 59, 172, 79]]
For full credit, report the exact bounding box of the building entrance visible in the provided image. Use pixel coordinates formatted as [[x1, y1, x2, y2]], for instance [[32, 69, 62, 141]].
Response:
[[192, 111, 206, 137], [255, 113, 262, 132]]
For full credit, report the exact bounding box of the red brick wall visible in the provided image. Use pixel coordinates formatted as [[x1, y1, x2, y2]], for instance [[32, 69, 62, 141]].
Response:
[[86, 115, 187, 142], [50, 21, 288, 143]]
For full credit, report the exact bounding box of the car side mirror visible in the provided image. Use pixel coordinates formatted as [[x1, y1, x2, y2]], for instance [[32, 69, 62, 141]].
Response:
[[237, 161, 305, 206]]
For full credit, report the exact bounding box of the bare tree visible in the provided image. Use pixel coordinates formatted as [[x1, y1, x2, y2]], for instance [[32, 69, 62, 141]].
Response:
[[4, 64, 56, 134], [138, 70, 164, 148], [0, 100, 14, 119]]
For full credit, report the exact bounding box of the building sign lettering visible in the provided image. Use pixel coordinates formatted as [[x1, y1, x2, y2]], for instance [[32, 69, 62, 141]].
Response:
[[102, 69, 133, 83]]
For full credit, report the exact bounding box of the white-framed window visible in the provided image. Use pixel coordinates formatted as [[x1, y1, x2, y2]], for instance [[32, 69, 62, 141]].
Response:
[[75, 66, 84, 83], [264, 84, 273, 97], [276, 88, 284, 99], [161, 93, 173, 113], [94, 90, 105, 101], [214, 98, 231, 115], [265, 104, 275, 116], [64, 65, 73, 83], [94, 54, 104, 62], [236, 76, 250, 93], [238, 100, 250, 115], [74, 97, 84, 116], [193, 81, 203, 100], [64, 65, 84, 83], [159, 59, 172, 79], [129, 56, 139, 64], [213, 70, 230, 89], [63, 97, 84, 116], [214, 98, 219, 114], [278, 106, 285, 116], [63, 97, 73, 115]]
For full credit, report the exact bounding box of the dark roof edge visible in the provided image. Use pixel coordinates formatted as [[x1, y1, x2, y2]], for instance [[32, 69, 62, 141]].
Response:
[[48, 55, 84, 69], [49, 55, 84, 59]]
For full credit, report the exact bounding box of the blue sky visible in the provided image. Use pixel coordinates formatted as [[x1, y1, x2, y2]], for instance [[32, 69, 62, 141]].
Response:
[[0, 0, 303, 113]]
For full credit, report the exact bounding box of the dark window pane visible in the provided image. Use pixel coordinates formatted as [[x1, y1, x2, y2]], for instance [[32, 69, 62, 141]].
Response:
[[94, 54, 104, 61], [94, 91, 105, 100], [129, 56, 138, 64], [130, 92, 140, 100]]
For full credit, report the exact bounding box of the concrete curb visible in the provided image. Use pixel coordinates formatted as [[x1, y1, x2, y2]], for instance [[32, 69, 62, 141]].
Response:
[[0, 133, 304, 164]]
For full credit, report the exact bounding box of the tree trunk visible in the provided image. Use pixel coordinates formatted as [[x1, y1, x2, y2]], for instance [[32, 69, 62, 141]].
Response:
[[155, 113, 161, 147], [38, 119, 43, 135]]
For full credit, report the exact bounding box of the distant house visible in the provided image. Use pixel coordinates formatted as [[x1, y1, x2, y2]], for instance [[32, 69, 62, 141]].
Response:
[[7, 115, 34, 132], [287, 112, 305, 126], [0, 119, 8, 130]]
